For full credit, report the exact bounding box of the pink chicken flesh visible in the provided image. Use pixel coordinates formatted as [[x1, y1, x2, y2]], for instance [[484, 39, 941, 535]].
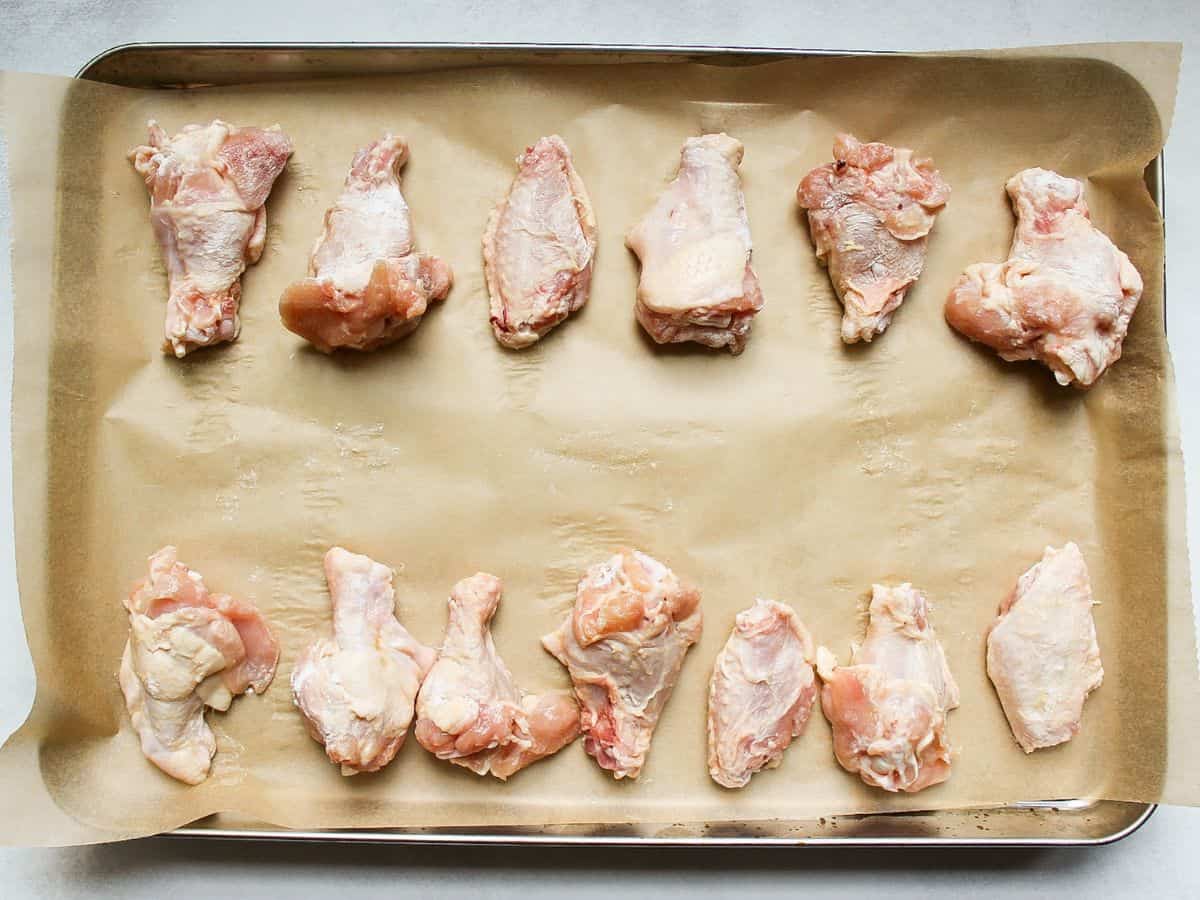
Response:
[[626, 133, 764, 354], [279, 136, 453, 352], [945, 168, 1143, 387], [414, 573, 581, 779], [816, 583, 960, 793], [118, 546, 280, 784], [987, 543, 1103, 752], [542, 549, 702, 779], [130, 120, 293, 357], [483, 135, 597, 348], [707, 599, 818, 789], [797, 133, 950, 343], [291, 548, 437, 774]]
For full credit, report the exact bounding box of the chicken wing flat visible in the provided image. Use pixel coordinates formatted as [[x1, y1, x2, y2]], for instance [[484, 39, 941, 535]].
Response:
[[542, 549, 702, 779], [414, 573, 580, 779], [279, 136, 452, 352], [483, 136, 597, 348], [987, 543, 1103, 752], [130, 120, 293, 357], [119, 546, 279, 784], [945, 168, 1142, 387], [797, 133, 949, 343], [292, 548, 437, 774], [816, 584, 959, 793], [707, 599, 818, 788], [626, 134, 764, 354]]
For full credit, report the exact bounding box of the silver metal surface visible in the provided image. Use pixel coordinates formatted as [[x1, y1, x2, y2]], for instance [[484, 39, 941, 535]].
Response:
[[76, 41, 1162, 848]]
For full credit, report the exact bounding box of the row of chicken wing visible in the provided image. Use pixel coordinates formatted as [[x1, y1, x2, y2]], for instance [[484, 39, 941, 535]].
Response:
[[130, 122, 1143, 387], [119, 543, 1102, 793]]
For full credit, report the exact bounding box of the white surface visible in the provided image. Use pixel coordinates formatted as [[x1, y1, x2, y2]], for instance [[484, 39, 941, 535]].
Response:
[[1, 0, 1198, 895]]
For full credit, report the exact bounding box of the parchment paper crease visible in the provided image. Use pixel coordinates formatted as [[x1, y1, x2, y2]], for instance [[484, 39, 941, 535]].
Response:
[[0, 42, 1197, 847]]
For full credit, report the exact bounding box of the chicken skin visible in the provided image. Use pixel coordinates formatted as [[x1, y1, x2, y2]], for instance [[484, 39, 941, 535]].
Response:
[[986, 543, 1103, 752], [626, 134, 764, 354], [483, 136, 597, 348], [414, 573, 580, 779], [797, 133, 950, 343], [945, 168, 1143, 387], [707, 599, 818, 789], [816, 584, 959, 793], [279, 136, 452, 352], [542, 550, 702, 779], [291, 548, 436, 775], [118, 546, 280, 784], [130, 120, 293, 357]]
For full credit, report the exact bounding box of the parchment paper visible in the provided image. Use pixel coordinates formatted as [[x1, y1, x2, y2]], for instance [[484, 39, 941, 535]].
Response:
[[1, 43, 1197, 847]]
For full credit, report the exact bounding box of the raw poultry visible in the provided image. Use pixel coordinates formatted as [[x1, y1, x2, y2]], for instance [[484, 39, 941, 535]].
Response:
[[626, 134, 764, 354], [118, 546, 279, 784], [130, 120, 293, 357], [707, 599, 818, 788], [945, 168, 1142, 386], [483, 135, 597, 348], [797, 133, 949, 343], [279, 136, 452, 351], [542, 549, 702, 779], [986, 543, 1103, 752], [292, 548, 436, 774], [816, 583, 959, 793], [414, 573, 580, 779]]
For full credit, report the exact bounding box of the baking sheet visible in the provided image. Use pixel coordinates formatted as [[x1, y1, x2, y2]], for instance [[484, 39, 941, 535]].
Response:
[[0, 43, 1197, 847]]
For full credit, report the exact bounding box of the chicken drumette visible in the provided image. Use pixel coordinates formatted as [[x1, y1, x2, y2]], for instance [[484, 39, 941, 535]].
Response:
[[130, 120, 293, 357], [279, 136, 452, 352], [291, 548, 436, 774], [414, 573, 580, 779]]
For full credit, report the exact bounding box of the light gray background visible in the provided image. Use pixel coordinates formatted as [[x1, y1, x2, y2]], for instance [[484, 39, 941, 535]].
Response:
[[1, 1, 1197, 896]]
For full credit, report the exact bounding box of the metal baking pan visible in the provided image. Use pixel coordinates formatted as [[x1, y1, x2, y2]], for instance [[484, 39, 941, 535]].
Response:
[[74, 41, 1163, 848]]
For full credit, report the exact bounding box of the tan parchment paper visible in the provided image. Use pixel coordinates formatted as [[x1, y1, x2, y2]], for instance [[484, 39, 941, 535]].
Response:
[[0, 43, 1197, 846]]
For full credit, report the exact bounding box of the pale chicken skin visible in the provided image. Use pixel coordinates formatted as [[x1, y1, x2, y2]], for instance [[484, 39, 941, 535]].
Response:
[[118, 546, 280, 784], [816, 584, 960, 793], [414, 573, 580, 779], [292, 548, 437, 774], [945, 168, 1143, 387], [483, 136, 597, 348], [987, 543, 1103, 752], [130, 120, 293, 357], [797, 133, 950, 343], [279, 136, 452, 352], [707, 599, 818, 789], [626, 134, 764, 354], [542, 549, 702, 779]]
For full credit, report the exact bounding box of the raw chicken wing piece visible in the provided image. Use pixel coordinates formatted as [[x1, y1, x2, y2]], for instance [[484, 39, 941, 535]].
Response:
[[415, 573, 580, 779], [484, 136, 597, 348], [291, 548, 437, 774], [542, 549, 702, 779], [945, 168, 1143, 386], [797, 133, 950, 343], [279, 136, 452, 352], [816, 583, 959, 793], [707, 599, 818, 789], [626, 134, 764, 354], [130, 120, 293, 357], [119, 546, 279, 784], [987, 543, 1103, 752]]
